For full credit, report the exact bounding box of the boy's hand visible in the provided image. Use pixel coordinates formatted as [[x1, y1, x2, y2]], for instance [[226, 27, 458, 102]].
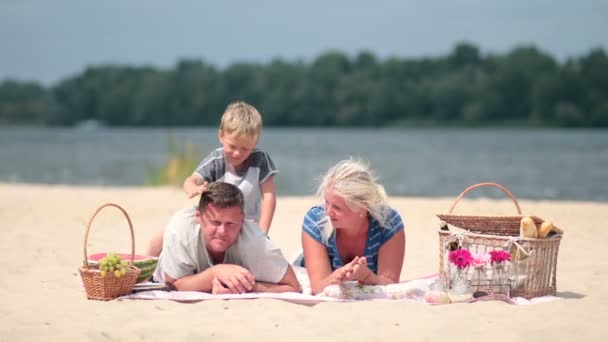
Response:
[[185, 181, 208, 198]]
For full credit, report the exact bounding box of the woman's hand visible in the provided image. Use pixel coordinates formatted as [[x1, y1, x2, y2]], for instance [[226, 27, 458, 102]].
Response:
[[334, 257, 372, 283]]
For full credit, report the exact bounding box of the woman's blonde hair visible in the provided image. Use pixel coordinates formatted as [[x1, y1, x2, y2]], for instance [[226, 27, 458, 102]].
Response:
[[219, 101, 262, 140], [316, 158, 391, 242]]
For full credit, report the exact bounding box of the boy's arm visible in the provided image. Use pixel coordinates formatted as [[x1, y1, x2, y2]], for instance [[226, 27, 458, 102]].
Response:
[[258, 176, 276, 234], [183, 173, 208, 199]]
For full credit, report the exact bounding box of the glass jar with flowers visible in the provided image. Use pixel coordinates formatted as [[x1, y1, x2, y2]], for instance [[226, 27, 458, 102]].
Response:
[[447, 249, 473, 303], [470, 252, 490, 286], [489, 250, 511, 292]]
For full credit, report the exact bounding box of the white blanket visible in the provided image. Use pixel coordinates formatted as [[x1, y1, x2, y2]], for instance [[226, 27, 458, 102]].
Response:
[[119, 267, 560, 305]]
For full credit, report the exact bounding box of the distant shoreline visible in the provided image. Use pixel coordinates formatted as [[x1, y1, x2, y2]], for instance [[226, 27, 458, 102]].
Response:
[[2, 182, 605, 204]]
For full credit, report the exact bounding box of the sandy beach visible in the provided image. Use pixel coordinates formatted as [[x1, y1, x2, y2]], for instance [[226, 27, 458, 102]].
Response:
[[1, 183, 607, 341]]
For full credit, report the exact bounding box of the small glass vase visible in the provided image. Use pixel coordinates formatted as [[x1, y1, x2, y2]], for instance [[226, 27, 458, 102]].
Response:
[[492, 263, 509, 292], [448, 268, 473, 303], [472, 266, 488, 292], [425, 278, 450, 304], [474, 266, 487, 283]]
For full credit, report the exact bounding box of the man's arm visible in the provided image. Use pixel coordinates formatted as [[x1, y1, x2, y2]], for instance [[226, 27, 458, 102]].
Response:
[[251, 264, 300, 293], [258, 176, 277, 234], [166, 263, 299, 294], [165, 268, 214, 292], [165, 264, 255, 293]]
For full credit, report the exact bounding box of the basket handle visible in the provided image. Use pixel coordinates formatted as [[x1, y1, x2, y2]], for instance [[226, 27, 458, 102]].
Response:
[[82, 203, 136, 268], [448, 182, 522, 215]]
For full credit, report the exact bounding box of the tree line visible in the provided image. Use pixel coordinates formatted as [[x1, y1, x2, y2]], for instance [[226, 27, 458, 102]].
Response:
[[1, 43, 607, 127]]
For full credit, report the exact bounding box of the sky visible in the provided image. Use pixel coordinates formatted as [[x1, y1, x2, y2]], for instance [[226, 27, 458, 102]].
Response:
[[1, 0, 607, 85]]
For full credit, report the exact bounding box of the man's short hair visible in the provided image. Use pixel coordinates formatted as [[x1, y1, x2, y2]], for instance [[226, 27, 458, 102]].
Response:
[[198, 182, 245, 212]]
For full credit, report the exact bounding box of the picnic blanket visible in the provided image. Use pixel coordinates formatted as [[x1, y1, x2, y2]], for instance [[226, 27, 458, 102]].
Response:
[[119, 267, 560, 306]]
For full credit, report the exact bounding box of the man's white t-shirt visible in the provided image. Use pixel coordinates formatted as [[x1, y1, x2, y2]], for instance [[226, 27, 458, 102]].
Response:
[[153, 206, 288, 284]]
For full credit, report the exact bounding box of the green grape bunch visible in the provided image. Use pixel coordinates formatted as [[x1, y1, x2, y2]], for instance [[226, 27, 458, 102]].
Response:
[[98, 253, 129, 278]]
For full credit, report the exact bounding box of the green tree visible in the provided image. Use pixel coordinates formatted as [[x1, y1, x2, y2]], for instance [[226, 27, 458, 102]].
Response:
[[0, 80, 58, 124]]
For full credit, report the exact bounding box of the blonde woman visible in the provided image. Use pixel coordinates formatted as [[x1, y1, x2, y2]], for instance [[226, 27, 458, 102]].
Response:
[[300, 159, 406, 294]]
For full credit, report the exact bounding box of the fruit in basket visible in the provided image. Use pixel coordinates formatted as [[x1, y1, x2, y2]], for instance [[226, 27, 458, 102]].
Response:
[[519, 217, 538, 239], [537, 221, 554, 238], [88, 252, 158, 283], [98, 253, 128, 278]]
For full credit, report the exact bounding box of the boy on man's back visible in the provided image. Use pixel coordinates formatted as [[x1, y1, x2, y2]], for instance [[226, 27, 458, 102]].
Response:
[[148, 101, 278, 256]]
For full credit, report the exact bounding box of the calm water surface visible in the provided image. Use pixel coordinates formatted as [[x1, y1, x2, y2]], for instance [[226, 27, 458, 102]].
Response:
[[1, 127, 606, 201]]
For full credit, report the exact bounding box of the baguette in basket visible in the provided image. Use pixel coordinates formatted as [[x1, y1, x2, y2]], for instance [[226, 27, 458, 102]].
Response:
[[538, 221, 554, 238]]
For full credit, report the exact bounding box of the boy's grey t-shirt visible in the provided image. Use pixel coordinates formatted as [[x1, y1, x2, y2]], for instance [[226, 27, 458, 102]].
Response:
[[153, 207, 288, 284], [194, 147, 278, 221]]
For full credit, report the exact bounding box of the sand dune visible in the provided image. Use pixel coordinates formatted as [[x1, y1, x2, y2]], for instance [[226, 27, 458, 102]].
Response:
[[1, 183, 606, 341]]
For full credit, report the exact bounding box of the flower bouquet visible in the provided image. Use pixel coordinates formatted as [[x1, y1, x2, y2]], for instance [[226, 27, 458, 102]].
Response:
[[447, 249, 473, 303], [489, 250, 512, 295]]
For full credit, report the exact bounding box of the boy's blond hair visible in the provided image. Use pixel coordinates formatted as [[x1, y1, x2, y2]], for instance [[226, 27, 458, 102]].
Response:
[[219, 101, 263, 140]]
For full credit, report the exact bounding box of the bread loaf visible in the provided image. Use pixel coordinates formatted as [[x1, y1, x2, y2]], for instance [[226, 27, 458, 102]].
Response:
[[538, 221, 554, 238], [520, 216, 538, 239]]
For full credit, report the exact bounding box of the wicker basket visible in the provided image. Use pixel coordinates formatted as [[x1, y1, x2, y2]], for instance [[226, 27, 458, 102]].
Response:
[[437, 182, 564, 299], [79, 203, 141, 301]]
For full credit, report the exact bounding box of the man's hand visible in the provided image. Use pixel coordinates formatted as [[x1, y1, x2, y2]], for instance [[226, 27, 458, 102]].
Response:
[[212, 264, 256, 294], [185, 180, 208, 198], [211, 277, 234, 294]]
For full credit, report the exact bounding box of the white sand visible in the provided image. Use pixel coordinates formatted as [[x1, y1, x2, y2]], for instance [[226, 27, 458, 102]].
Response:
[[1, 183, 606, 341]]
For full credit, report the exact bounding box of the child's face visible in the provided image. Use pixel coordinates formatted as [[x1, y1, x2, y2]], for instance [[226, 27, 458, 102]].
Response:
[[218, 130, 257, 169]]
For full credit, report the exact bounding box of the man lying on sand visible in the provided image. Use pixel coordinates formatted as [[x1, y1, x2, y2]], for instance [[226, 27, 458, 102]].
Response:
[[152, 182, 300, 294]]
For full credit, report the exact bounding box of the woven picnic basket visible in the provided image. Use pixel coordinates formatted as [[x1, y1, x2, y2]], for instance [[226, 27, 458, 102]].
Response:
[[437, 182, 563, 299], [79, 203, 141, 301]]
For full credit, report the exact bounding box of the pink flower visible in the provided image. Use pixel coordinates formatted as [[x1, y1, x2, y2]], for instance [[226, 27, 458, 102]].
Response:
[[489, 250, 511, 264], [448, 249, 473, 269], [471, 252, 491, 267]]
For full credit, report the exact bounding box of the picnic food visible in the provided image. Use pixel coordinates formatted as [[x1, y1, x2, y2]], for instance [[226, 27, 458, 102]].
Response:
[[519, 217, 538, 239], [98, 253, 128, 277], [89, 253, 158, 283], [538, 221, 554, 238], [80, 203, 142, 300]]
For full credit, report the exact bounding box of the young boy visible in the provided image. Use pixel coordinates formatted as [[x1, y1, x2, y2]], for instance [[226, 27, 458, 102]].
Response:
[[147, 101, 278, 256]]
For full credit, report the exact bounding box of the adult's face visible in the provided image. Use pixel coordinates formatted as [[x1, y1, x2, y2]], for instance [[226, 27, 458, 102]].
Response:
[[323, 187, 367, 230], [197, 203, 244, 255]]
